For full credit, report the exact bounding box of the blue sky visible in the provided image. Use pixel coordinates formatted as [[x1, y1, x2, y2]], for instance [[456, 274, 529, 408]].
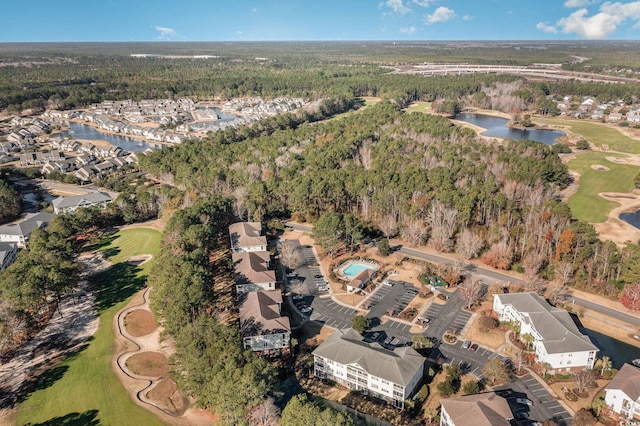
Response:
[[2, 0, 640, 42]]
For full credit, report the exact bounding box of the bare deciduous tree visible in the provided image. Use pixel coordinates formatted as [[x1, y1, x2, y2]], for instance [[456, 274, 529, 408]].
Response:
[[555, 261, 574, 286], [279, 241, 300, 270], [248, 396, 281, 426], [378, 214, 399, 239], [574, 370, 596, 394], [456, 228, 484, 260], [428, 200, 457, 252], [401, 218, 427, 246], [232, 186, 249, 220], [545, 280, 568, 305], [458, 278, 483, 309], [522, 269, 545, 294]]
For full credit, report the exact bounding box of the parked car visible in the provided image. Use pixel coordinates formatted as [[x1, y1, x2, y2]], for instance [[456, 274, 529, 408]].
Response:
[[462, 340, 471, 349], [469, 343, 479, 352], [314, 274, 323, 279], [292, 294, 304, 300], [417, 317, 431, 324], [516, 398, 533, 406], [301, 306, 312, 314], [514, 412, 529, 420], [384, 336, 394, 345], [371, 332, 380, 341]]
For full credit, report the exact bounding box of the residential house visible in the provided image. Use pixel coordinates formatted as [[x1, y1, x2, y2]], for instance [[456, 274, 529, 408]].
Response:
[[604, 363, 640, 421], [440, 392, 514, 426], [0, 242, 18, 270], [52, 191, 113, 214], [0, 212, 56, 248], [229, 222, 267, 253], [591, 111, 604, 120], [493, 293, 598, 373], [239, 290, 290, 356], [232, 251, 277, 293], [608, 112, 623, 121], [313, 328, 425, 409], [74, 165, 97, 182], [627, 114, 640, 123]]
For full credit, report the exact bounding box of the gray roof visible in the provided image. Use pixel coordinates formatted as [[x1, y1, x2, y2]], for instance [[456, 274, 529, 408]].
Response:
[[52, 191, 112, 211], [606, 363, 640, 401], [0, 212, 56, 237], [0, 242, 17, 265], [496, 292, 597, 354], [313, 329, 425, 387], [441, 392, 513, 426]]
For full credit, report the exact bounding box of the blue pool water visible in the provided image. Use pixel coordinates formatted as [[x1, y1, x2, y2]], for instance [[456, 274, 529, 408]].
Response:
[[343, 263, 375, 277]]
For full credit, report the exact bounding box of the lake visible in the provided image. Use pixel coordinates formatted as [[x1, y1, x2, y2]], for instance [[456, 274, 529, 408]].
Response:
[[456, 113, 565, 145], [583, 328, 640, 369], [62, 122, 157, 152], [620, 211, 640, 230]]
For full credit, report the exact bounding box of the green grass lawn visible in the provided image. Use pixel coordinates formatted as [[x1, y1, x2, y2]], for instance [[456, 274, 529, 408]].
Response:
[[566, 152, 637, 223], [537, 117, 640, 154], [18, 228, 164, 426], [327, 97, 381, 121], [405, 101, 432, 114]]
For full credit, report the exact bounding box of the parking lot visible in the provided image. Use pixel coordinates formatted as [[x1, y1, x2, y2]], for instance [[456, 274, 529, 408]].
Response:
[[366, 280, 419, 320], [494, 375, 572, 426], [422, 303, 472, 335]]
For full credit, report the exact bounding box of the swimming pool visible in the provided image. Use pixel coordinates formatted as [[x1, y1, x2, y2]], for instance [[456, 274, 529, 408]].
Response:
[[343, 263, 375, 277]]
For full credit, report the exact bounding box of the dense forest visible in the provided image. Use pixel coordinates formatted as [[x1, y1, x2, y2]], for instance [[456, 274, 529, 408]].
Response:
[[140, 101, 640, 297], [0, 174, 21, 224]]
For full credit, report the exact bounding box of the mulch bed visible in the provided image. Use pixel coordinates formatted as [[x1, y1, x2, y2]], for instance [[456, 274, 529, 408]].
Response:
[[123, 309, 157, 337], [125, 352, 169, 378]]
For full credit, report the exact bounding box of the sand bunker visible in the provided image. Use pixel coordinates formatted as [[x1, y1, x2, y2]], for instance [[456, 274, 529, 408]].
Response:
[[591, 164, 610, 171]]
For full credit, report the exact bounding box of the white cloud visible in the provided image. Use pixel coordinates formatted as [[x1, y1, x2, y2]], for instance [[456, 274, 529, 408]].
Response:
[[251, 7, 257, 13], [536, 22, 558, 33], [462, 15, 473, 21], [425, 6, 455, 24], [386, 0, 411, 14], [541, 1, 640, 39], [412, 0, 434, 7], [564, 0, 594, 7], [400, 26, 417, 34], [557, 8, 622, 38], [154, 26, 178, 40]]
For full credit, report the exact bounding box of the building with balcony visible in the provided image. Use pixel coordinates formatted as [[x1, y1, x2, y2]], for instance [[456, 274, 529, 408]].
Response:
[[493, 292, 597, 373], [604, 363, 640, 421], [312, 328, 425, 409], [239, 290, 290, 356], [232, 251, 276, 293]]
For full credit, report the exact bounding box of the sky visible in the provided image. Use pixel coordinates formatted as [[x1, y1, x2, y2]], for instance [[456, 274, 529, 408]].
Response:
[[2, 0, 640, 42]]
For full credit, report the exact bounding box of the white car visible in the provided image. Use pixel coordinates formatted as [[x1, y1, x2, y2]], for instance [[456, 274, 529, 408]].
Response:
[[301, 306, 312, 314], [384, 336, 394, 345], [516, 398, 533, 406], [292, 294, 304, 300]]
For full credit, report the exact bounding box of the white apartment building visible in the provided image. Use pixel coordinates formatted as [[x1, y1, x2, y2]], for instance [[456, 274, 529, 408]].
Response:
[[229, 222, 267, 253], [493, 293, 598, 373], [313, 329, 425, 409], [239, 290, 290, 356], [604, 363, 640, 421]]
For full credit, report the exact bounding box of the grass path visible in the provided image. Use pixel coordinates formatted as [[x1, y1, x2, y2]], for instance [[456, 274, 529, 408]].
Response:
[[17, 228, 164, 426]]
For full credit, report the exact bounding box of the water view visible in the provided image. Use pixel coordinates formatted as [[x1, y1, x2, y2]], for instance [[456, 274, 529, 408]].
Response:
[[456, 113, 565, 145], [62, 122, 157, 152], [620, 210, 640, 230], [583, 328, 640, 369]]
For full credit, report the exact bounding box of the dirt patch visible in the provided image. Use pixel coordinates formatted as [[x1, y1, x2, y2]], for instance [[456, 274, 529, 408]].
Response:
[[124, 309, 157, 337], [590, 164, 610, 171], [299, 321, 334, 348], [125, 352, 169, 378], [146, 379, 187, 415], [126, 254, 153, 266]]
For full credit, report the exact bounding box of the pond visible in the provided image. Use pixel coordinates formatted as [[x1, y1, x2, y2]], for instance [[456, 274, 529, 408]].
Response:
[[62, 122, 157, 152], [620, 210, 640, 230], [582, 328, 640, 369], [455, 113, 565, 145]]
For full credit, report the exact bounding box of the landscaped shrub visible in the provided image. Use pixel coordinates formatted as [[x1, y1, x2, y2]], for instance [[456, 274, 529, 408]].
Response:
[[479, 316, 499, 331]]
